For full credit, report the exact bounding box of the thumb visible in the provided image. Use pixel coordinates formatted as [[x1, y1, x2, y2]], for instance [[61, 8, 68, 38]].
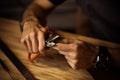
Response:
[[52, 43, 67, 55], [53, 43, 73, 52], [52, 43, 64, 51]]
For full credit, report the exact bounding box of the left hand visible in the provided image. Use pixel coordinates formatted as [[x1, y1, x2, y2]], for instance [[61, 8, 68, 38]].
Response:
[[53, 39, 99, 69], [21, 21, 47, 53]]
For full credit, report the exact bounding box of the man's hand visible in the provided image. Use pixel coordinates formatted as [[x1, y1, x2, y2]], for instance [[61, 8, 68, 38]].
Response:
[[21, 21, 47, 53], [53, 39, 99, 69], [20, 0, 55, 54]]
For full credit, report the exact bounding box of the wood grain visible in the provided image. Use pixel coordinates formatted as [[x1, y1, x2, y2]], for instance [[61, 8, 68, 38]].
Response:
[[0, 18, 93, 80], [0, 50, 25, 80]]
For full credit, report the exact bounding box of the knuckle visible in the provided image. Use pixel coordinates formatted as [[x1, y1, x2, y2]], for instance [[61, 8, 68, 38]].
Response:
[[79, 41, 85, 45], [65, 55, 69, 59], [67, 53, 78, 60], [73, 60, 79, 69], [72, 64, 77, 70], [24, 35, 29, 40], [72, 53, 78, 59], [41, 27, 47, 32], [71, 43, 79, 51], [73, 60, 78, 65], [21, 35, 29, 43], [38, 30, 44, 35], [30, 32, 36, 37], [29, 32, 37, 38], [20, 38, 24, 43]]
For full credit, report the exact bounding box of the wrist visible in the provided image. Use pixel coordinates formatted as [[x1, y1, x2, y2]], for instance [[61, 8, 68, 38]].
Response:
[[23, 21, 37, 30], [20, 16, 39, 32]]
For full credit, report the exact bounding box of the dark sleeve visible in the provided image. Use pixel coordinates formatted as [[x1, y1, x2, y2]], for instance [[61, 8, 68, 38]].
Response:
[[49, 0, 66, 6]]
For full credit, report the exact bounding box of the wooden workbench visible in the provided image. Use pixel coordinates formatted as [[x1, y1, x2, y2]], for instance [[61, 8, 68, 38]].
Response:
[[0, 18, 93, 80]]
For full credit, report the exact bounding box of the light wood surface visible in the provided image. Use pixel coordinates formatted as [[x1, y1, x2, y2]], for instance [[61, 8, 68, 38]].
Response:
[[0, 50, 25, 80], [0, 18, 93, 80]]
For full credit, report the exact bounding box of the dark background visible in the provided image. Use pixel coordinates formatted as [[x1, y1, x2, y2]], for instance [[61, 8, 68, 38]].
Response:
[[0, 0, 77, 31]]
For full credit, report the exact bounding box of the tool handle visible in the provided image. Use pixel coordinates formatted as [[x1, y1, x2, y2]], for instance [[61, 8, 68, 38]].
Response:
[[28, 52, 41, 62]]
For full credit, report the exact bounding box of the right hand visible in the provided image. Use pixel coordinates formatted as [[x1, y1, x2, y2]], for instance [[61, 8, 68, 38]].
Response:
[[21, 21, 47, 53], [53, 39, 99, 69]]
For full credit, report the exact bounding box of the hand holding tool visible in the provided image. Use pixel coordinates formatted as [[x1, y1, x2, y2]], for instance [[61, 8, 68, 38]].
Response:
[[28, 27, 59, 62], [28, 27, 120, 62]]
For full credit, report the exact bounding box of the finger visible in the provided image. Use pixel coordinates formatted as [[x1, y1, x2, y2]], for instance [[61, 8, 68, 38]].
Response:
[[66, 57, 77, 70], [37, 31, 45, 53], [65, 52, 78, 60], [56, 50, 78, 60], [55, 48, 78, 60], [40, 27, 47, 33], [21, 39, 28, 51], [56, 50, 67, 55], [25, 36, 32, 53], [65, 55, 77, 64], [53, 43, 73, 52], [29, 32, 38, 53]]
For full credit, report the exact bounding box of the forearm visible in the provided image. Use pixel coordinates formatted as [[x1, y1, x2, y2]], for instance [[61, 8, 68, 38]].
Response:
[[21, 0, 55, 29]]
